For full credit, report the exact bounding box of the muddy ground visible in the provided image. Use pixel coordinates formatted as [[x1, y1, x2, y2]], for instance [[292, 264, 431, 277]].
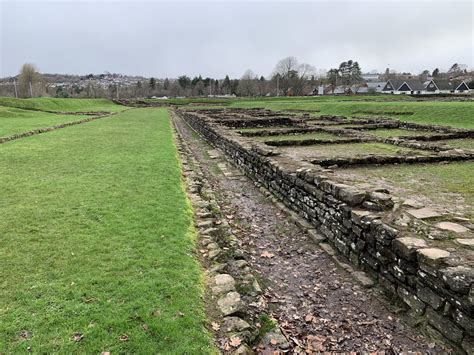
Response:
[[173, 113, 449, 353]]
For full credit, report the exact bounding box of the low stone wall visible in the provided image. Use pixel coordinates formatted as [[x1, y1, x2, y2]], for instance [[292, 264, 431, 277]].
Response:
[[178, 109, 474, 353]]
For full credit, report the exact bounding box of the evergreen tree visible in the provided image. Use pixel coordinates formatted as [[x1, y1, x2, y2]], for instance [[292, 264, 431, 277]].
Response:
[[149, 77, 156, 90]]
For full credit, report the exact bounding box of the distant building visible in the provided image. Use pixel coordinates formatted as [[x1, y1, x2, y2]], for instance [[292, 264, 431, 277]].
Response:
[[382, 79, 426, 94], [382, 79, 470, 95], [361, 73, 381, 82], [424, 79, 470, 94], [366, 81, 386, 93]]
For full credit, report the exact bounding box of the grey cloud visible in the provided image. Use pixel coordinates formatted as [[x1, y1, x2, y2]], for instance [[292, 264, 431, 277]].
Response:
[[0, 0, 472, 78]]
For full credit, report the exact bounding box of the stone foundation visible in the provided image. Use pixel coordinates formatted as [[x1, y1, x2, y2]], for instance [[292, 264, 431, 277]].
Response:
[[177, 108, 474, 353]]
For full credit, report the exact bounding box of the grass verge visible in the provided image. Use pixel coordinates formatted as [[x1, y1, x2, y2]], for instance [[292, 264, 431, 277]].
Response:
[[0, 108, 214, 353], [0, 106, 93, 137]]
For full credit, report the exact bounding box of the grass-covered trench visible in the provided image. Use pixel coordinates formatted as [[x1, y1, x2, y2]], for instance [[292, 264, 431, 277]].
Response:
[[0, 108, 214, 353]]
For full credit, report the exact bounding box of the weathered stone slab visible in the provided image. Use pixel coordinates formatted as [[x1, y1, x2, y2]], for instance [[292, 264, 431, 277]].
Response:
[[406, 207, 444, 219], [456, 238, 474, 248], [417, 248, 450, 267], [392, 237, 427, 260], [436, 221, 469, 233], [402, 198, 424, 208]]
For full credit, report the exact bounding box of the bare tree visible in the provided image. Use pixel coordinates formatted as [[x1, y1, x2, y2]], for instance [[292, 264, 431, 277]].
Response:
[[273, 57, 314, 96], [292, 63, 315, 96], [274, 56, 299, 95], [238, 69, 258, 96], [18, 63, 42, 98]]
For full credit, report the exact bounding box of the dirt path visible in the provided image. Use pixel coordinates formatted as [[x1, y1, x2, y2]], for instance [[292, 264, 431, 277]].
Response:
[[173, 112, 447, 353]]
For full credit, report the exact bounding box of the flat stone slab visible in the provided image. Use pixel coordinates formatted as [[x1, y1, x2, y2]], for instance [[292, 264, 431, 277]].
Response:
[[207, 149, 221, 159], [402, 198, 424, 209], [406, 207, 444, 220], [456, 238, 474, 248], [436, 221, 469, 233]]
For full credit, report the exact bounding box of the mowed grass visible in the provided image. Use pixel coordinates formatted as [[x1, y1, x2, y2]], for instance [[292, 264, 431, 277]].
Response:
[[0, 106, 91, 136], [229, 98, 474, 129], [0, 108, 213, 353], [0, 97, 126, 113]]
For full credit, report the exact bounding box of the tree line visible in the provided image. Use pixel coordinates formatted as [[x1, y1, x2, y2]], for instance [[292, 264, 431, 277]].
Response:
[[2, 59, 473, 99]]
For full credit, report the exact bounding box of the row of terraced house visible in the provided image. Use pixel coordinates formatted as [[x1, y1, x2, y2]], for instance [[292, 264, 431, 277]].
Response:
[[316, 79, 471, 95], [381, 79, 471, 95]]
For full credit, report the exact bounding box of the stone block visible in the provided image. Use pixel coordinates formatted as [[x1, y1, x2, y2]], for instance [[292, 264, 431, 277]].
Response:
[[218, 291, 244, 316], [221, 316, 251, 333], [454, 308, 474, 333], [212, 274, 236, 295], [417, 248, 450, 267], [426, 307, 464, 344], [397, 286, 426, 316], [392, 237, 427, 260], [441, 266, 474, 294], [338, 188, 366, 206], [417, 285, 445, 310], [462, 336, 474, 355]]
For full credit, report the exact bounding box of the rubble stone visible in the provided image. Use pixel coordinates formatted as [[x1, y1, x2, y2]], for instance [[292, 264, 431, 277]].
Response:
[[218, 292, 244, 316]]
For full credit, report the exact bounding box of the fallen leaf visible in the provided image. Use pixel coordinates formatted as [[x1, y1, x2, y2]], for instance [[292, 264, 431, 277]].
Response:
[[142, 323, 149, 331], [211, 322, 220, 331], [71, 332, 83, 342], [261, 251, 275, 258], [305, 314, 315, 323], [229, 337, 241, 347], [101, 352, 110, 355], [119, 334, 129, 342]]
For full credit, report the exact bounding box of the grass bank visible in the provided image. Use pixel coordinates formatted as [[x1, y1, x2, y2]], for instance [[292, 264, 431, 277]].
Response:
[[0, 108, 213, 353], [0, 97, 125, 113], [0, 106, 93, 137]]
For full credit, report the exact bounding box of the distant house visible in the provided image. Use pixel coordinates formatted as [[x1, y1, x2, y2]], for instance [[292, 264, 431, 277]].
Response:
[[424, 79, 470, 94], [366, 81, 386, 93], [382, 79, 426, 94]]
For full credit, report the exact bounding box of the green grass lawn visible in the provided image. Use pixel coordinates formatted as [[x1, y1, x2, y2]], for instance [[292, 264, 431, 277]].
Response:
[[0, 97, 126, 113], [256, 131, 343, 141], [228, 98, 474, 129], [0, 108, 213, 353], [0, 106, 92, 137]]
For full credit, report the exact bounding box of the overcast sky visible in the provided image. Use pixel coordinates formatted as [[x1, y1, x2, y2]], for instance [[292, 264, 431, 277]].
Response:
[[0, 0, 472, 78]]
